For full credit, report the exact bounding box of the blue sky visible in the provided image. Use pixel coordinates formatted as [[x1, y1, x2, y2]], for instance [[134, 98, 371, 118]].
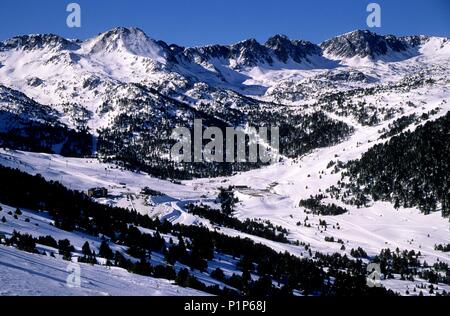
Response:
[[0, 0, 449, 46]]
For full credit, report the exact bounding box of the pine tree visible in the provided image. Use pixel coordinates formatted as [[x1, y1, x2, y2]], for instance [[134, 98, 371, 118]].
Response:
[[99, 240, 114, 260], [218, 186, 238, 216], [1, 216, 6, 223], [176, 268, 189, 287], [133, 258, 152, 276], [82, 241, 92, 256], [58, 239, 74, 261], [210, 268, 225, 281]]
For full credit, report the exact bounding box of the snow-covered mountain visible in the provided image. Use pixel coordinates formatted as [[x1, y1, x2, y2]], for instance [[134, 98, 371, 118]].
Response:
[[0, 27, 448, 161], [1, 27, 450, 296], [0, 27, 448, 131], [0, 28, 450, 116]]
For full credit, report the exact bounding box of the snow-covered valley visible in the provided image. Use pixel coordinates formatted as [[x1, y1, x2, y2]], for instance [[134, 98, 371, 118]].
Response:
[[1, 27, 450, 296]]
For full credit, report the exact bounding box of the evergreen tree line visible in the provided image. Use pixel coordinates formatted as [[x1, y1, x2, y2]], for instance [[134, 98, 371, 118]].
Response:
[[186, 204, 289, 243], [0, 115, 93, 157], [299, 195, 349, 216], [336, 111, 450, 217], [435, 244, 450, 252], [380, 114, 417, 139], [374, 248, 450, 285], [97, 106, 354, 180]]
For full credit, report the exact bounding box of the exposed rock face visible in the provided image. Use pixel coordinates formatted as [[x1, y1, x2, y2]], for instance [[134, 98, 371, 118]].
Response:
[[320, 30, 419, 58], [0, 34, 80, 51], [265, 34, 321, 63]]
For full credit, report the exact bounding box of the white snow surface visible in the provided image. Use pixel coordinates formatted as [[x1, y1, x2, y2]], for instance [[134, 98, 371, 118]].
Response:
[[0, 245, 205, 296], [1, 28, 450, 296]]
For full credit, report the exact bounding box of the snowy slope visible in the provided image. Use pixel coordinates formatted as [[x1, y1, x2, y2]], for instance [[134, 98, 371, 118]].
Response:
[[1, 27, 450, 296], [0, 200, 247, 295], [0, 245, 205, 296], [1, 73, 449, 264], [2, 140, 450, 296], [187, 77, 450, 264]]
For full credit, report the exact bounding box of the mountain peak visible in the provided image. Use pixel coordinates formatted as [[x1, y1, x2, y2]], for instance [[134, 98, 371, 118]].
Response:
[[266, 34, 321, 63], [345, 29, 375, 36], [230, 39, 272, 67], [320, 29, 409, 59], [266, 34, 290, 43], [99, 27, 147, 38], [86, 27, 167, 62]]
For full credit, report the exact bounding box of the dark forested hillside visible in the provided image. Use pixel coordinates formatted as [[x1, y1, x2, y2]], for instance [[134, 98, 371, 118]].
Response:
[[0, 119, 93, 157], [98, 96, 353, 180], [340, 112, 450, 216]]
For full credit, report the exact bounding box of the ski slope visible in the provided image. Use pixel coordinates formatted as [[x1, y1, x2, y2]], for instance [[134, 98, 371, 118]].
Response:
[[0, 245, 205, 296], [0, 199, 206, 296], [0, 201, 260, 295]]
